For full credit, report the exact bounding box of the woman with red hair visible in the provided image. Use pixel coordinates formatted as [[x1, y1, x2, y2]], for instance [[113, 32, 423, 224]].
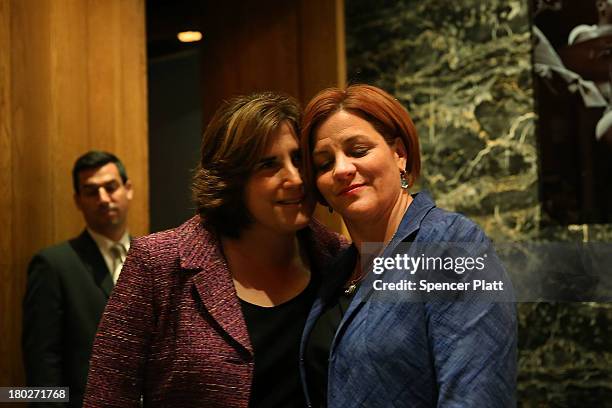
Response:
[[299, 84, 516, 407]]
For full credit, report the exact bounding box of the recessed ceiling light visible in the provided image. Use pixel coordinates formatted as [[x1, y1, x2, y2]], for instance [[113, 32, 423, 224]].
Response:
[[177, 31, 202, 43]]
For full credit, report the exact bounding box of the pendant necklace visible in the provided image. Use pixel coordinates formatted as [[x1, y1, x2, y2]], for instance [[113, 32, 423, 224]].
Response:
[[343, 228, 401, 295]]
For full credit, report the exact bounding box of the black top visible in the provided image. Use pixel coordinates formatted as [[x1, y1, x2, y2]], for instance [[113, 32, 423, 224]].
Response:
[[304, 248, 359, 408], [240, 277, 317, 408], [304, 290, 356, 408], [304, 236, 416, 408]]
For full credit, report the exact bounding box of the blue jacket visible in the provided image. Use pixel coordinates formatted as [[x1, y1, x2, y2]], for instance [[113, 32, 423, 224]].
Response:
[[300, 192, 517, 407]]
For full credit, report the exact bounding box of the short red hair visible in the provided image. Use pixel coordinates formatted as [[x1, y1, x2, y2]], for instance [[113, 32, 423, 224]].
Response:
[[301, 84, 421, 204]]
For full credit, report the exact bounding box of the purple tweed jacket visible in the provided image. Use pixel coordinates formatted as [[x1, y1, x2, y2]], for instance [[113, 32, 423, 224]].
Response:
[[83, 215, 346, 408]]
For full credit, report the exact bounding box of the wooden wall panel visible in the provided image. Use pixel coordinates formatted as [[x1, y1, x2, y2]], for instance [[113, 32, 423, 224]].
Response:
[[11, 0, 55, 252], [0, 0, 148, 392], [88, 0, 122, 151], [201, 0, 302, 126], [50, 0, 90, 238], [299, 0, 347, 102], [0, 0, 15, 388], [116, 0, 149, 236], [86, 0, 149, 237]]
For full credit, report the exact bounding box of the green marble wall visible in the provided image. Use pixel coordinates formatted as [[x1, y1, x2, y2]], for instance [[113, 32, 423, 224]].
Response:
[[345, 0, 612, 406]]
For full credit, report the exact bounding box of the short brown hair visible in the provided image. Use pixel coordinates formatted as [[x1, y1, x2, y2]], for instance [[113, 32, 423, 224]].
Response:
[[192, 92, 301, 238], [73, 150, 128, 194], [301, 84, 421, 204]]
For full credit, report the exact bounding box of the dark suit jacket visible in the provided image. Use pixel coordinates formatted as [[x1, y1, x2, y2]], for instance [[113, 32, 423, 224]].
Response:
[[83, 216, 346, 408], [23, 230, 114, 408]]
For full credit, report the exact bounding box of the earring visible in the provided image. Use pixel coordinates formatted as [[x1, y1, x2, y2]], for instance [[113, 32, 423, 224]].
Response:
[[327, 206, 334, 214], [400, 170, 409, 189]]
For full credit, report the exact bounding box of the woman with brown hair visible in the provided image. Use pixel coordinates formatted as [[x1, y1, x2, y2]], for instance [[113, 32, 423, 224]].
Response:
[[299, 84, 516, 407], [83, 92, 346, 407]]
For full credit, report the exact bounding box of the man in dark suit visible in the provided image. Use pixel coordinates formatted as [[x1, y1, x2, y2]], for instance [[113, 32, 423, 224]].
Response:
[[22, 150, 133, 407]]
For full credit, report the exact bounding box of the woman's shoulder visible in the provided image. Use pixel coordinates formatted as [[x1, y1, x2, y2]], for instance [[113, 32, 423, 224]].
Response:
[[305, 218, 350, 253], [418, 206, 488, 243], [130, 215, 216, 264], [301, 219, 351, 274]]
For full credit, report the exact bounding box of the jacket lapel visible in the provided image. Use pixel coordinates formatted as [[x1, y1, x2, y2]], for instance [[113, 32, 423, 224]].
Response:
[[297, 244, 355, 361], [177, 217, 253, 355], [300, 244, 354, 346], [177, 216, 347, 357], [329, 192, 437, 355], [70, 230, 113, 298]]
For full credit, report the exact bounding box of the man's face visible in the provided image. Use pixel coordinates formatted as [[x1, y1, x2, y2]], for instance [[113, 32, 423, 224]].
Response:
[[74, 162, 133, 238], [598, 0, 612, 15]]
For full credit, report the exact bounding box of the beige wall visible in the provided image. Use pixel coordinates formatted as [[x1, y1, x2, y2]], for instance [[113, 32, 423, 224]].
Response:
[[0, 0, 149, 391]]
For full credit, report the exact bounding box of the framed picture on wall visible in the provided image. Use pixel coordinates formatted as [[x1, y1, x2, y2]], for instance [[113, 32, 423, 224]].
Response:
[[532, 0, 612, 224]]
